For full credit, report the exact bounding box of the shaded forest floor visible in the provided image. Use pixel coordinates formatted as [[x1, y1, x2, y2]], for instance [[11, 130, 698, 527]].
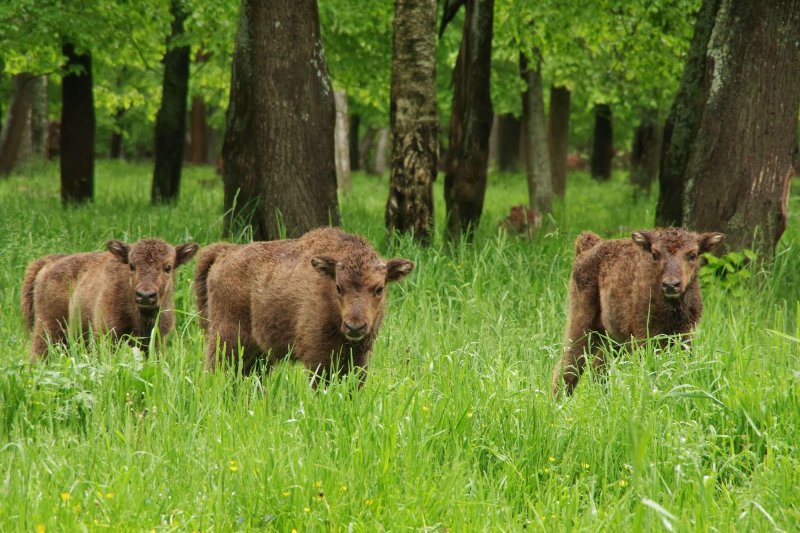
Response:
[[0, 160, 798, 530]]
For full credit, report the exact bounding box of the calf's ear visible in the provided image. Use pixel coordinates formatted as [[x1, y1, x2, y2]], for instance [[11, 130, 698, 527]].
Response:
[[311, 256, 337, 278], [631, 231, 653, 251], [385, 259, 415, 282], [107, 240, 130, 263], [175, 243, 199, 266], [699, 232, 725, 253]]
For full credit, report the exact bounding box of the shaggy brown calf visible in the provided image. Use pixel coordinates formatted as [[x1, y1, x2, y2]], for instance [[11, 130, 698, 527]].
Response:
[[552, 227, 725, 397], [195, 227, 414, 384], [21, 239, 198, 360]]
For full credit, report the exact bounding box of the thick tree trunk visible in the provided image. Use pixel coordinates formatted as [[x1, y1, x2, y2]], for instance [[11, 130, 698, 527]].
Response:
[[30, 76, 48, 160], [443, 0, 494, 241], [222, 0, 339, 241], [152, 0, 190, 204], [0, 73, 35, 176], [334, 90, 352, 193], [629, 108, 662, 194], [520, 51, 552, 216], [547, 85, 570, 197], [496, 113, 521, 172], [188, 96, 208, 164], [590, 103, 613, 180], [386, 0, 438, 245], [656, 0, 721, 226], [348, 114, 360, 171], [60, 43, 95, 204], [683, 1, 800, 256]]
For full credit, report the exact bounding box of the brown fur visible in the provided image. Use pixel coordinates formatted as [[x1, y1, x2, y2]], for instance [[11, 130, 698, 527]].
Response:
[[196, 227, 414, 385], [552, 227, 724, 397], [498, 205, 541, 236], [22, 239, 197, 360]]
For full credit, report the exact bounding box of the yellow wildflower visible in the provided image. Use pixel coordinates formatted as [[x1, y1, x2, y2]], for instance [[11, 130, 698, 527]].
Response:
[[466, 412, 473, 418], [339, 484, 347, 493], [36, 525, 45, 533], [228, 460, 240, 473], [60, 492, 71, 502], [581, 463, 590, 470], [618, 479, 628, 487], [314, 481, 322, 488], [106, 492, 115, 499], [548, 456, 556, 463], [365, 498, 374, 506], [282, 490, 291, 497], [303, 507, 310, 513]]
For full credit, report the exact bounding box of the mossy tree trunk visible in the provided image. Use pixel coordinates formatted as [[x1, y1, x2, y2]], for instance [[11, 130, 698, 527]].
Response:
[[386, 0, 438, 245], [630, 108, 662, 194], [60, 43, 95, 204], [520, 51, 552, 216], [443, 0, 494, 241], [152, 0, 190, 204], [222, 0, 339, 240], [656, 0, 721, 226], [0, 73, 35, 177], [682, 0, 800, 256]]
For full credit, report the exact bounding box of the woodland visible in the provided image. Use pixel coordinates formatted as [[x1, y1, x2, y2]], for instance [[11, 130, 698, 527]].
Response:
[[0, 0, 799, 530]]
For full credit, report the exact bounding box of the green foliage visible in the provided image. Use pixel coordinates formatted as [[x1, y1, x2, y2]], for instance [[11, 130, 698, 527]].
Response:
[[0, 161, 798, 530], [700, 249, 759, 298]]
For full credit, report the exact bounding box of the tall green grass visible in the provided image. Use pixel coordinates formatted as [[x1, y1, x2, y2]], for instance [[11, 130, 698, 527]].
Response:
[[0, 160, 798, 530]]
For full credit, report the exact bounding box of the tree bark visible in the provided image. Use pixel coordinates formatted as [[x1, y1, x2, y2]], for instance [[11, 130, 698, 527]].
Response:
[[188, 96, 208, 164], [547, 85, 570, 197], [60, 43, 95, 204], [629, 108, 662, 194], [374, 127, 390, 176], [520, 51, 552, 216], [152, 0, 190, 204], [30, 76, 48, 160], [334, 90, 352, 193], [682, 0, 800, 256], [222, 0, 339, 241], [386, 0, 438, 245], [443, 0, 494, 241], [359, 126, 378, 175], [0, 73, 35, 176], [590, 103, 613, 180], [656, 0, 722, 226], [110, 107, 125, 159], [348, 114, 360, 171], [495, 113, 521, 172]]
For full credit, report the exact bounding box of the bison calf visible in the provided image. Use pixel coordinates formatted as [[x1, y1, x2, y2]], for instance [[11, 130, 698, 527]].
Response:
[[552, 227, 724, 397], [21, 239, 198, 360], [195, 227, 414, 385]]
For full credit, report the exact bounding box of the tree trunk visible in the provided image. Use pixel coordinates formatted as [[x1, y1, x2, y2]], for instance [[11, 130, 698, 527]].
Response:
[[629, 108, 662, 194], [520, 51, 552, 216], [443, 0, 494, 241], [152, 0, 190, 204], [656, 0, 721, 226], [496, 113, 521, 172], [60, 43, 95, 204], [349, 114, 360, 171], [374, 127, 390, 176], [590, 103, 613, 180], [682, 0, 800, 256], [222, 0, 339, 241], [386, 0, 438, 245], [110, 107, 125, 159], [30, 76, 48, 160], [359, 126, 378, 175], [333, 90, 352, 193], [0, 73, 35, 176], [188, 96, 208, 164], [547, 85, 570, 197]]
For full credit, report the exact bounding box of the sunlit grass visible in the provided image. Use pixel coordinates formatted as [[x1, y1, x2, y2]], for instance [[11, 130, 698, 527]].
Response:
[[0, 160, 798, 530]]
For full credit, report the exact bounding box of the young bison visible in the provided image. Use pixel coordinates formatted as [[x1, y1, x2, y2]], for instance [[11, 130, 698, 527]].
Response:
[[21, 239, 198, 360], [552, 227, 725, 397], [195, 227, 414, 385]]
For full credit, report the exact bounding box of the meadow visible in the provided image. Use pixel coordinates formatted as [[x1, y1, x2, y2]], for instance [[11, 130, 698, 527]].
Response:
[[0, 161, 798, 531]]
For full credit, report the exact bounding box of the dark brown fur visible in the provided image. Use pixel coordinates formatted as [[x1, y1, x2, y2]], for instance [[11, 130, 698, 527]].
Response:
[[552, 227, 724, 397], [195, 227, 414, 385], [22, 239, 197, 360]]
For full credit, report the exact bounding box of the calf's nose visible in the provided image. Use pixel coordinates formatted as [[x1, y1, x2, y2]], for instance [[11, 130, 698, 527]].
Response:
[[136, 289, 158, 305], [661, 280, 681, 294], [345, 321, 367, 335]]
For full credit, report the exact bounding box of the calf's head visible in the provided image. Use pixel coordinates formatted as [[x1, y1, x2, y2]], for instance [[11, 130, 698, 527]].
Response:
[[632, 229, 724, 300], [311, 253, 414, 342], [108, 239, 198, 311]]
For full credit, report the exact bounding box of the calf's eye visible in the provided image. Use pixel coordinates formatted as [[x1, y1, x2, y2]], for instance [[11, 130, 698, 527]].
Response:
[[651, 252, 660, 261], [164, 264, 172, 273], [129, 263, 136, 272], [687, 253, 697, 261], [374, 285, 384, 296], [336, 284, 343, 295]]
